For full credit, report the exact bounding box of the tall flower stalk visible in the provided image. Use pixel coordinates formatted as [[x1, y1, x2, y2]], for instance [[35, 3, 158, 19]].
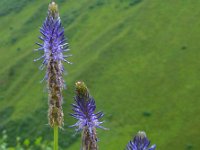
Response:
[[34, 1, 71, 150], [71, 81, 105, 150]]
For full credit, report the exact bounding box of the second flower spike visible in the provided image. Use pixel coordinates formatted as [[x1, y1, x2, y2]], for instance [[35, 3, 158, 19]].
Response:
[[71, 81, 106, 150]]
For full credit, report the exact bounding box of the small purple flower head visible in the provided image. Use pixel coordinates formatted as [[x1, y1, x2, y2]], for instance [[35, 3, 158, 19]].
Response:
[[71, 81, 105, 133], [126, 131, 156, 150], [34, 1, 72, 71], [71, 81, 106, 149]]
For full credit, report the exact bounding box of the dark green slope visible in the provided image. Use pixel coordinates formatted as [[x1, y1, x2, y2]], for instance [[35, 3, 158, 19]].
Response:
[[0, 0, 199, 149]]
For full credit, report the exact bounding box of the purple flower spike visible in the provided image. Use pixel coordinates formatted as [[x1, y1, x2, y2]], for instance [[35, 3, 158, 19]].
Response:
[[71, 81, 106, 150], [126, 131, 156, 150], [71, 96, 105, 133], [35, 2, 72, 71], [34, 1, 72, 127]]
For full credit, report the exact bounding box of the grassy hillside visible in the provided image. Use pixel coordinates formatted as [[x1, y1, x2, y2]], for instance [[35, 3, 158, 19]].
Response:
[[0, 0, 200, 149]]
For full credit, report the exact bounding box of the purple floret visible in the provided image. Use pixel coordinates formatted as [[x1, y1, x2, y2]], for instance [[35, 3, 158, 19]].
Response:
[[126, 131, 156, 150]]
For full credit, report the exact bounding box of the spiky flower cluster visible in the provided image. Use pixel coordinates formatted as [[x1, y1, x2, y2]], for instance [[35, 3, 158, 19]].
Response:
[[35, 1, 71, 127], [35, 2, 71, 71], [71, 81, 105, 150], [126, 131, 156, 150]]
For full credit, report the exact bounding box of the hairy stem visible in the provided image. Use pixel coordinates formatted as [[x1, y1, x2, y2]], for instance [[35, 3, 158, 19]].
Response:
[[54, 126, 58, 150]]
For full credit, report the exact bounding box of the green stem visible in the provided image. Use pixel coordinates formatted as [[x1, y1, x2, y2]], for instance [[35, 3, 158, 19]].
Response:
[[54, 126, 58, 150]]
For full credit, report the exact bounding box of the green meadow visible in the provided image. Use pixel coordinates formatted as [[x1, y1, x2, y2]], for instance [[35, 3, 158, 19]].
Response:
[[0, 0, 199, 149]]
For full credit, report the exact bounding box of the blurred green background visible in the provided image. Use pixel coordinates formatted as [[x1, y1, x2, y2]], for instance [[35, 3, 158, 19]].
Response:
[[0, 0, 199, 149]]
